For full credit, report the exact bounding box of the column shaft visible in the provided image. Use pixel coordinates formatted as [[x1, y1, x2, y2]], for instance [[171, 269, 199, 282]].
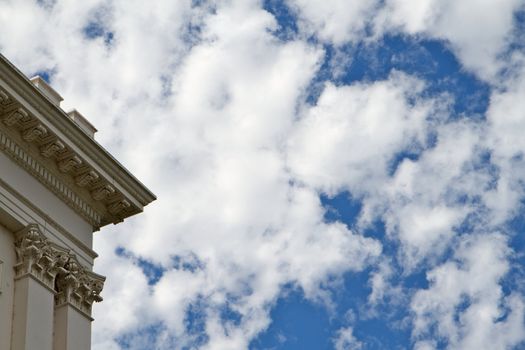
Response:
[[53, 304, 92, 350], [11, 275, 55, 350]]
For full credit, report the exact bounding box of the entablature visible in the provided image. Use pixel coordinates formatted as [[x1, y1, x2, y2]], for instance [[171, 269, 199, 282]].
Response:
[[0, 54, 156, 230]]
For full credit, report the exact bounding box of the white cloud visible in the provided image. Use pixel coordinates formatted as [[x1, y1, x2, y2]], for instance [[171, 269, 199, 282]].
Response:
[[484, 62, 525, 224], [414, 340, 436, 350], [333, 326, 363, 350], [376, 0, 523, 81], [82, 1, 381, 348], [411, 233, 525, 349], [287, 0, 523, 81], [375, 120, 490, 268], [2, 1, 525, 349], [288, 72, 430, 196], [286, 0, 381, 45], [367, 259, 404, 309]]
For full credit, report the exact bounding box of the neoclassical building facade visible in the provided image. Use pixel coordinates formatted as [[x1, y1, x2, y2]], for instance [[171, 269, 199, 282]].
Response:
[[0, 54, 156, 350]]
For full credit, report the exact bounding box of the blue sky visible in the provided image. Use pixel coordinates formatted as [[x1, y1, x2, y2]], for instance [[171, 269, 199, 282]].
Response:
[[2, 0, 525, 349]]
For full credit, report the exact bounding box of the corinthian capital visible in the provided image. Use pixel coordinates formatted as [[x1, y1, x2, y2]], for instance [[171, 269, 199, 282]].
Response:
[[14, 224, 46, 274], [13, 224, 64, 289], [14, 224, 105, 316], [55, 256, 105, 315], [79, 271, 105, 313]]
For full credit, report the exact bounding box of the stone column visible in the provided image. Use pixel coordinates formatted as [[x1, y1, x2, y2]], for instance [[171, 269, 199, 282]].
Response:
[[53, 256, 105, 350], [11, 224, 60, 350], [9, 224, 105, 350]]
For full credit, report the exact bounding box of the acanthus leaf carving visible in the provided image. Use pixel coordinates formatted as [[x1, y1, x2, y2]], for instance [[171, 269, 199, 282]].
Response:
[[55, 256, 82, 306], [77, 271, 105, 310], [14, 225, 65, 289], [14, 224, 46, 277], [87, 277, 104, 304], [55, 255, 105, 314], [13, 224, 105, 315]]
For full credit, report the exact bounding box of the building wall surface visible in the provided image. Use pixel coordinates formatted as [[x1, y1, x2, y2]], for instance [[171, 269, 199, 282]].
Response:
[[0, 53, 155, 350], [0, 150, 95, 267], [0, 153, 97, 350], [0, 223, 15, 350], [0, 150, 93, 252]]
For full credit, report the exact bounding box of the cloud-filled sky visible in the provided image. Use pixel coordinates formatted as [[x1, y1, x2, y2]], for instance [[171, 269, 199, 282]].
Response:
[[2, 0, 525, 349]]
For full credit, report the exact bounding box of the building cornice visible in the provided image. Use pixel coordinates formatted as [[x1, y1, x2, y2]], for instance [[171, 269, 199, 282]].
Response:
[[0, 54, 156, 229], [0, 128, 103, 227]]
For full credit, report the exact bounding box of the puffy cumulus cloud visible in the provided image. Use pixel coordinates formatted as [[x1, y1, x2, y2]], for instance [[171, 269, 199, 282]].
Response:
[[89, 251, 155, 348], [288, 72, 431, 195], [485, 61, 525, 225], [0, 0, 104, 72], [414, 340, 437, 350], [1, 0, 210, 149], [411, 233, 525, 349], [376, 120, 492, 268], [2, 0, 525, 349], [95, 2, 383, 348], [287, 0, 522, 81], [333, 326, 362, 350], [285, 0, 381, 44], [360, 60, 525, 344], [368, 259, 398, 306], [2, 0, 382, 348], [376, 0, 524, 81], [129, 186, 381, 349], [287, 74, 487, 269]]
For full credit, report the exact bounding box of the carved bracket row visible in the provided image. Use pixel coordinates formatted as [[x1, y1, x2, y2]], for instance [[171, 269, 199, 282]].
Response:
[[0, 87, 134, 227], [14, 224, 105, 315]]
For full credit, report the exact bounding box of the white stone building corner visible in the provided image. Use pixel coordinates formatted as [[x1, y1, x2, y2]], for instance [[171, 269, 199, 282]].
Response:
[[0, 53, 156, 350]]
